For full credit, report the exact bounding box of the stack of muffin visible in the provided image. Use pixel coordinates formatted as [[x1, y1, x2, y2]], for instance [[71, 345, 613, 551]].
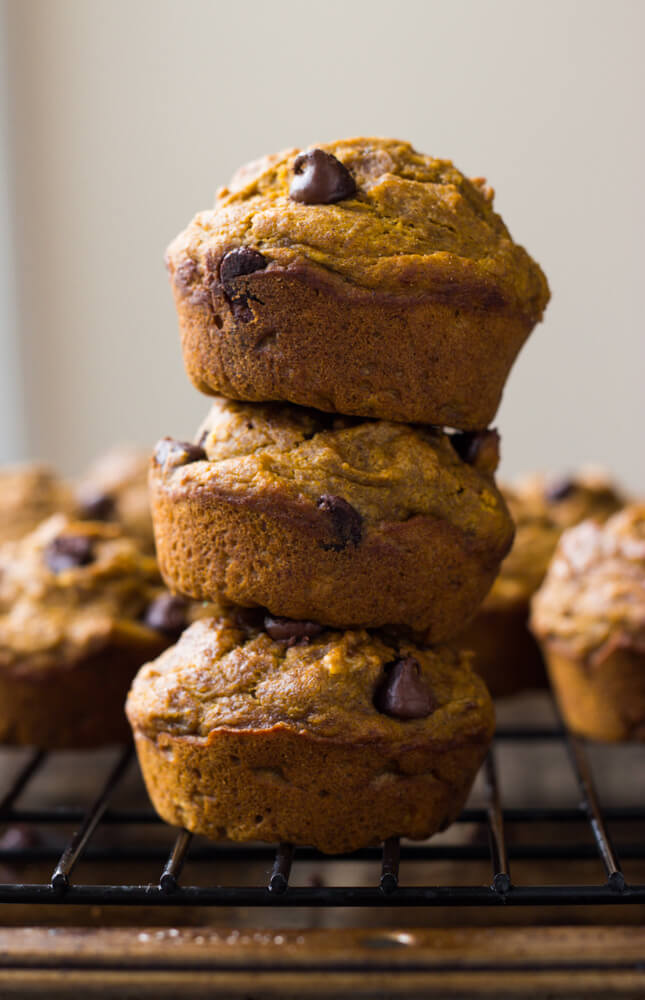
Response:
[[126, 138, 550, 852]]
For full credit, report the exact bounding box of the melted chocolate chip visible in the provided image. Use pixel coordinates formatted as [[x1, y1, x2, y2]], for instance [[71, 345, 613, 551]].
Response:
[[77, 488, 116, 521], [450, 429, 500, 475], [174, 257, 199, 292], [289, 149, 357, 205], [143, 593, 188, 638], [317, 494, 363, 551], [374, 657, 436, 720], [544, 477, 576, 502], [153, 438, 206, 470], [219, 247, 267, 283], [264, 615, 324, 646], [44, 535, 94, 573]]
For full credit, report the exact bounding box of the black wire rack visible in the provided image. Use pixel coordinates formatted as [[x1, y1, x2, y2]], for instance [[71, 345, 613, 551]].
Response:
[[0, 718, 643, 909]]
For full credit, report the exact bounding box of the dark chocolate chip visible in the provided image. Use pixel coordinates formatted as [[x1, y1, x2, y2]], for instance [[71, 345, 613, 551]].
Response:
[[544, 477, 576, 502], [44, 535, 94, 573], [289, 149, 357, 205], [264, 615, 324, 646], [317, 494, 363, 551], [374, 657, 436, 720], [450, 429, 500, 475], [77, 488, 116, 521], [174, 257, 199, 292], [143, 593, 188, 638], [219, 247, 267, 283], [153, 438, 206, 470]]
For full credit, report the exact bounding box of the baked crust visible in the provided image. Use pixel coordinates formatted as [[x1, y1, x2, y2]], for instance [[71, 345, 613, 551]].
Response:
[[166, 137, 549, 428], [150, 400, 514, 635], [127, 616, 494, 852]]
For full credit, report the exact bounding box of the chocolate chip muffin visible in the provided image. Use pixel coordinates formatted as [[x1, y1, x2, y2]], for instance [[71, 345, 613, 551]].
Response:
[[150, 399, 513, 636], [126, 613, 494, 853], [457, 469, 625, 697], [166, 137, 549, 428], [0, 464, 75, 544], [0, 515, 208, 747], [531, 505, 645, 742], [76, 445, 155, 552]]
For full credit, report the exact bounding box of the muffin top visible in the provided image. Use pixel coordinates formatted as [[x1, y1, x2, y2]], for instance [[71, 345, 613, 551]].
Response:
[[485, 469, 625, 608], [167, 137, 549, 320], [126, 612, 494, 748], [0, 515, 201, 673], [530, 504, 645, 662], [0, 464, 75, 544], [76, 445, 154, 551], [153, 398, 512, 555]]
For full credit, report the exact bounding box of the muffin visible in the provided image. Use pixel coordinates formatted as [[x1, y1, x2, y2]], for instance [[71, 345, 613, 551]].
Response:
[[150, 398, 513, 636], [126, 612, 495, 853], [166, 137, 549, 428], [531, 504, 645, 742], [457, 469, 625, 697], [76, 445, 155, 551], [0, 514, 208, 747], [0, 464, 75, 544]]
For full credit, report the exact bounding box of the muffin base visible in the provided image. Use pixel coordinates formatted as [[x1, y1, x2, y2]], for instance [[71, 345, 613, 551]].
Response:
[[543, 644, 645, 742], [174, 264, 534, 429], [457, 603, 547, 698], [151, 471, 512, 636], [0, 642, 166, 748], [132, 723, 491, 854]]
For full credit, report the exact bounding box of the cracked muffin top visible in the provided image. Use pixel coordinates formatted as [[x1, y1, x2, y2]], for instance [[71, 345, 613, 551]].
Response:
[[154, 398, 511, 549], [0, 464, 75, 544], [0, 515, 208, 673], [127, 613, 494, 746], [531, 504, 645, 663], [166, 136, 549, 318], [485, 469, 625, 608]]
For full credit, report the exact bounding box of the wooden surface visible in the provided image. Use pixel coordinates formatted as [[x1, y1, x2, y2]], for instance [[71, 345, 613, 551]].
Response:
[[0, 924, 644, 997]]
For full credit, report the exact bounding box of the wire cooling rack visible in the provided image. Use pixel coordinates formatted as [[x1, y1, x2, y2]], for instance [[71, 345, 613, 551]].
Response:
[[0, 717, 643, 909]]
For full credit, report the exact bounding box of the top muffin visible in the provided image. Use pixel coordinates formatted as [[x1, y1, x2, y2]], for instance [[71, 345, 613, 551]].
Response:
[[167, 137, 549, 427]]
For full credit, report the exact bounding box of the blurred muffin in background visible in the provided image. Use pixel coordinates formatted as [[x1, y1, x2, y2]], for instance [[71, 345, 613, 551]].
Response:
[[0, 464, 75, 544], [76, 445, 155, 552], [457, 468, 626, 698]]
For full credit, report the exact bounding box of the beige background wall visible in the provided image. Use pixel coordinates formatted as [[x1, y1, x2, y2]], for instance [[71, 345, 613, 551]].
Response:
[[3, 0, 645, 491]]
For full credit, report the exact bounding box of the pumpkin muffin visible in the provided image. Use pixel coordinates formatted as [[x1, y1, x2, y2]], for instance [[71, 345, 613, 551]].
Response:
[[149, 398, 513, 636], [76, 445, 155, 552], [457, 469, 625, 697], [0, 514, 210, 747], [166, 137, 549, 428], [531, 504, 645, 742], [0, 464, 75, 544], [126, 612, 494, 853]]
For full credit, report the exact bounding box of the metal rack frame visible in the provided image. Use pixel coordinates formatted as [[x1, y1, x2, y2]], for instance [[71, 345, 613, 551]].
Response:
[[0, 723, 643, 909]]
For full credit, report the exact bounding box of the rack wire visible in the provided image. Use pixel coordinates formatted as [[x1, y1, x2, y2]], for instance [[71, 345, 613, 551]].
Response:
[[0, 719, 643, 909]]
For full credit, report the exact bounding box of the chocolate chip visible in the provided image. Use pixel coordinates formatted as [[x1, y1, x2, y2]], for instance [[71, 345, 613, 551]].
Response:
[[44, 535, 94, 573], [289, 149, 357, 205], [219, 247, 267, 283], [450, 429, 500, 475], [153, 438, 206, 470], [374, 657, 436, 720], [143, 594, 188, 638], [264, 615, 324, 646], [77, 488, 116, 521], [174, 257, 199, 292], [317, 494, 363, 551], [544, 477, 576, 502]]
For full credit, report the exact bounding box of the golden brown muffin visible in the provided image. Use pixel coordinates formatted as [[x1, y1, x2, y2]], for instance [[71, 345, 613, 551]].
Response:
[[0, 464, 75, 544], [76, 445, 155, 552], [166, 137, 549, 428], [531, 504, 645, 741], [149, 399, 513, 636], [456, 469, 625, 697], [0, 515, 210, 747], [126, 613, 494, 853]]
